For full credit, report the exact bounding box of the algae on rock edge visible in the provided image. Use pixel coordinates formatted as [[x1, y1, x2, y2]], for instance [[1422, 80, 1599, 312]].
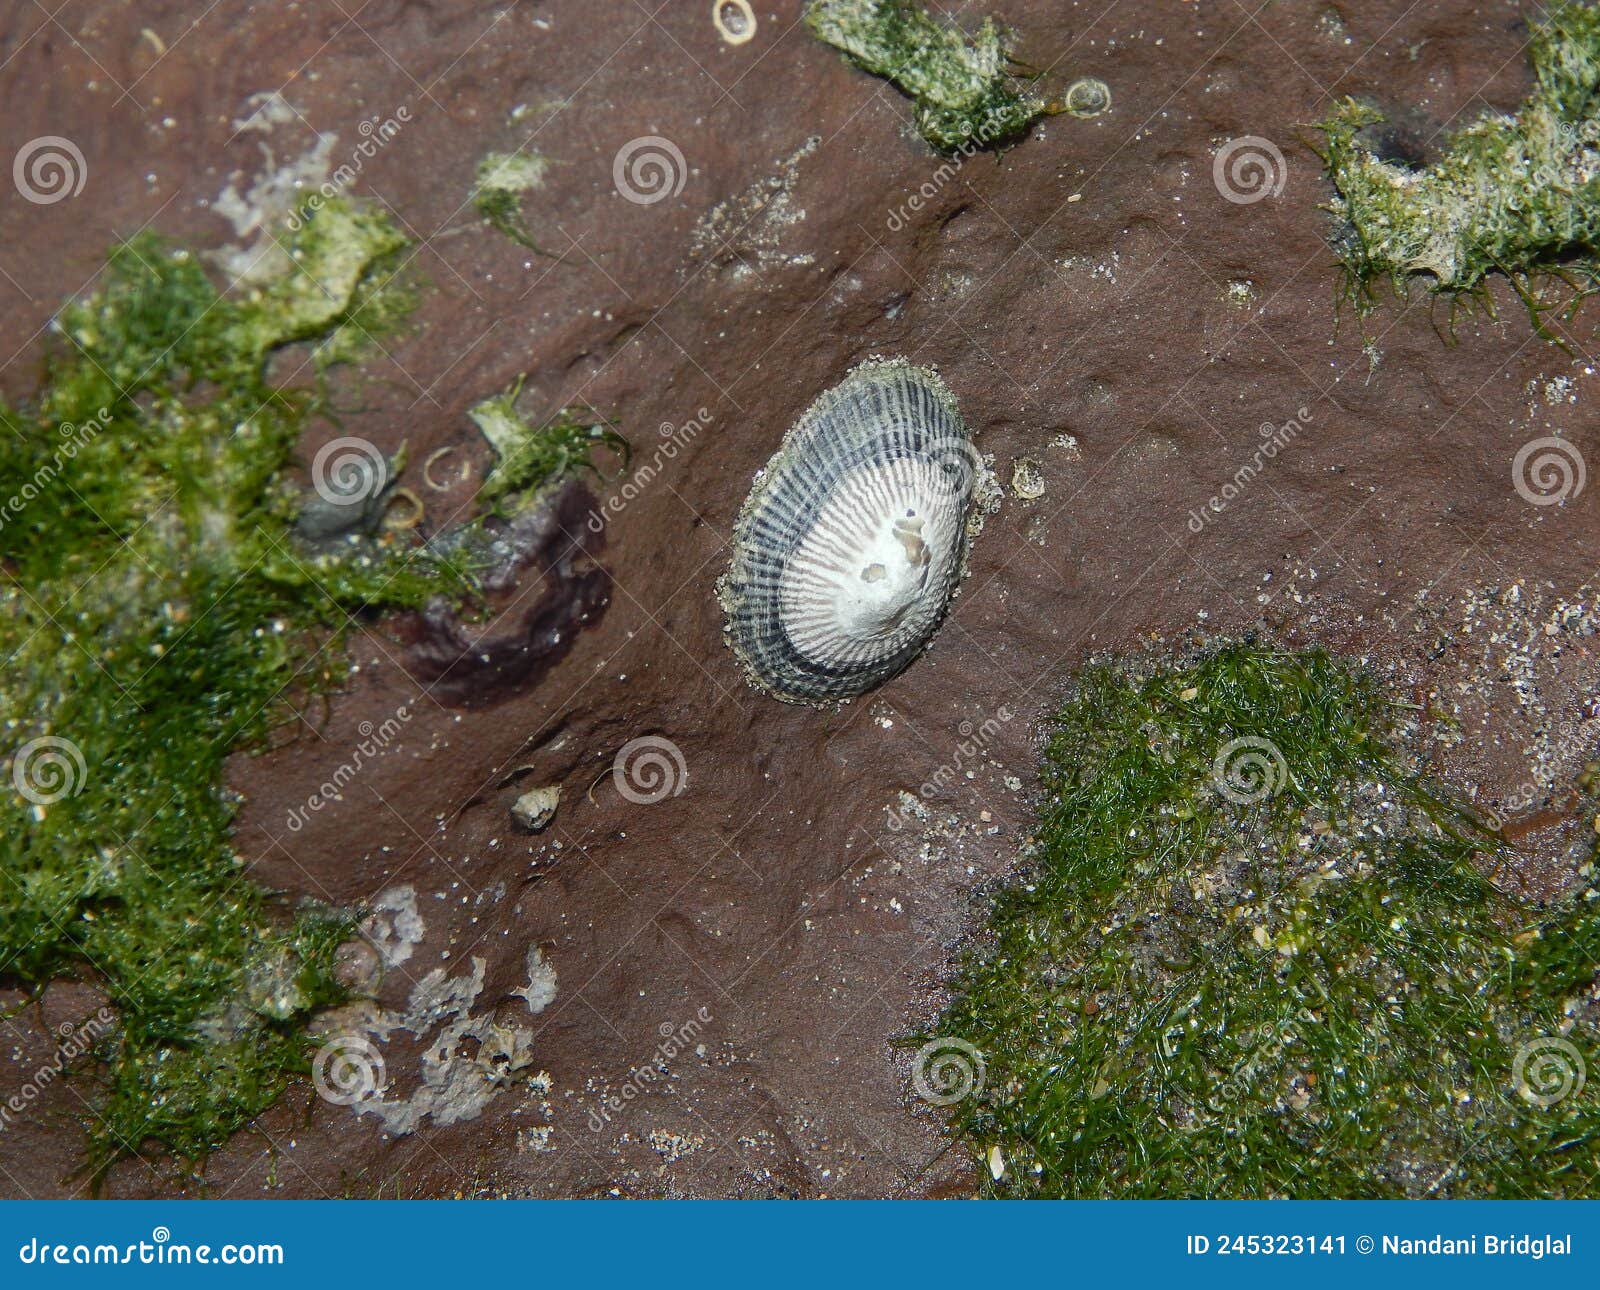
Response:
[[1319, 1, 1600, 334], [0, 199, 470, 1172], [932, 645, 1600, 1198], [805, 0, 1054, 152], [468, 375, 628, 509]]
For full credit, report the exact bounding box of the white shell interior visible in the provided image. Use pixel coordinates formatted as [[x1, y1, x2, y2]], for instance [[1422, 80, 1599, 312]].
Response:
[[778, 458, 965, 669]]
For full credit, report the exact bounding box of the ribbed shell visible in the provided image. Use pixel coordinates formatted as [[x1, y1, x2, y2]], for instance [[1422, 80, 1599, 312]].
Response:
[[718, 359, 977, 705]]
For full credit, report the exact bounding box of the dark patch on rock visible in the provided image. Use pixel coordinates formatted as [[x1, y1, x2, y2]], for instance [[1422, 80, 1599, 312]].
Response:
[[402, 483, 609, 708]]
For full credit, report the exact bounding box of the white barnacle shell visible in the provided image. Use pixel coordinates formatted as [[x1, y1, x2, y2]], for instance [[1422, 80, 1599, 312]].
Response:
[[717, 358, 981, 706]]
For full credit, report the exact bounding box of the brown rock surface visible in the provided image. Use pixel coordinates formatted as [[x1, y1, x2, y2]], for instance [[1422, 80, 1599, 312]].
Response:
[[1, 0, 1596, 1197]]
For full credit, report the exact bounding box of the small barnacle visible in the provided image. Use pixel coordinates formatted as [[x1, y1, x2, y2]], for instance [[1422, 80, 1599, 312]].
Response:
[[712, 0, 757, 45], [717, 358, 982, 705], [381, 487, 425, 531], [1010, 456, 1046, 500], [422, 444, 473, 491], [1062, 77, 1111, 119], [510, 784, 561, 832]]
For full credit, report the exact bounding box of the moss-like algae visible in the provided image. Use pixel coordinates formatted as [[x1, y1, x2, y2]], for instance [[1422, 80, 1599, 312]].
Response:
[[0, 200, 474, 1177], [467, 376, 627, 509], [471, 152, 555, 256], [935, 645, 1600, 1197], [805, 0, 1053, 153], [1319, 1, 1600, 335]]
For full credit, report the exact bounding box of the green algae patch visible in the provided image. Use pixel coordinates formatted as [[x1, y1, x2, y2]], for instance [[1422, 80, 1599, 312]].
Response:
[[231, 200, 410, 359], [1319, 2, 1600, 334], [471, 151, 555, 255], [932, 645, 1600, 1197], [805, 0, 1054, 153], [468, 376, 627, 509], [0, 199, 472, 1175]]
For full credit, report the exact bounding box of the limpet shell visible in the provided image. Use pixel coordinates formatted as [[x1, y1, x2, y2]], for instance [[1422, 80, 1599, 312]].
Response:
[[717, 358, 980, 706]]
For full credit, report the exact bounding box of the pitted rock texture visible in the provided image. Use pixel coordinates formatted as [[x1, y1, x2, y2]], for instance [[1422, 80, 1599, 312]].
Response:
[[0, 0, 1596, 1198]]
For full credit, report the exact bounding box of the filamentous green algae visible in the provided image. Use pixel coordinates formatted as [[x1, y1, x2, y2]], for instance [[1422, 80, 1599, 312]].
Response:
[[931, 645, 1600, 1197], [0, 199, 470, 1177]]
